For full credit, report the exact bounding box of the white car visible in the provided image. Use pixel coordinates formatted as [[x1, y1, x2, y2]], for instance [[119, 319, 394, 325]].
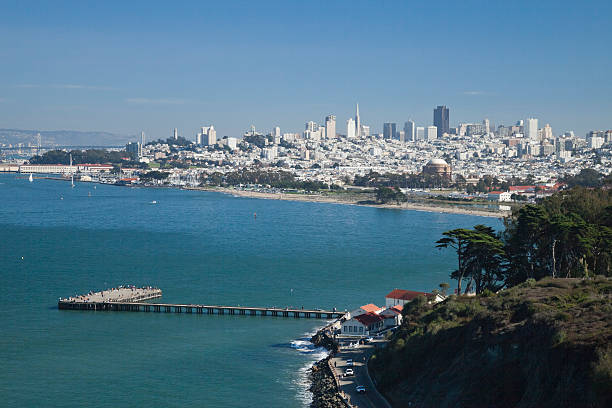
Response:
[[344, 368, 354, 377]]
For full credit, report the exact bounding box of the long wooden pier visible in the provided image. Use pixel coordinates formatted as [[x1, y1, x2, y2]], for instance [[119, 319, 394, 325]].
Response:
[[58, 287, 345, 319]]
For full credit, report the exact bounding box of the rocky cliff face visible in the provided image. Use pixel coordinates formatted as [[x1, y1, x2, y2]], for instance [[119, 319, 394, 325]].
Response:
[[369, 277, 612, 408]]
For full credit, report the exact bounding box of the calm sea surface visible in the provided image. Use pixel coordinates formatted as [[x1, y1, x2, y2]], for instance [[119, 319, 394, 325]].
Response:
[[0, 174, 501, 407]]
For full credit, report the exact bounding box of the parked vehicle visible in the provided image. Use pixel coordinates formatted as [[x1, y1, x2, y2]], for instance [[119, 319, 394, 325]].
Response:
[[356, 385, 367, 394], [346, 359, 354, 367], [344, 368, 354, 377]]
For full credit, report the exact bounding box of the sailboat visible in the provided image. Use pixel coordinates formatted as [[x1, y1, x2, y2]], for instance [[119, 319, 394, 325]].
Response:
[[28, 173, 33, 182]]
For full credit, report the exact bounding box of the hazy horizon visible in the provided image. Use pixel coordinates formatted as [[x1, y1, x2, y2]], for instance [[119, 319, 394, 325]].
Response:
[[1, 0, 610, 141]]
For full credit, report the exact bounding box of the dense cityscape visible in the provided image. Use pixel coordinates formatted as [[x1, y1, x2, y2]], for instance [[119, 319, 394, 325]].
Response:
[[2, 104, 610, 205]]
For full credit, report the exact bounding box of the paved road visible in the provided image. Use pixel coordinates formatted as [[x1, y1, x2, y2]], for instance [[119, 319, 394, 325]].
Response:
[[330, 339, 391, 408]]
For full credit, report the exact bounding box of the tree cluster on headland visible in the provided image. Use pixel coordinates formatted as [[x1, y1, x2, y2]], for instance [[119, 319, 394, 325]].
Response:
[[437, 187, 611, 295], [200, 169, 341, 191], [29, 149, 140, 166], [370, 187, 612, 408]]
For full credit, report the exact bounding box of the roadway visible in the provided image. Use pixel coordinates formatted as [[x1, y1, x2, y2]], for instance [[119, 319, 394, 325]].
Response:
[[330, 338, 391, 408]]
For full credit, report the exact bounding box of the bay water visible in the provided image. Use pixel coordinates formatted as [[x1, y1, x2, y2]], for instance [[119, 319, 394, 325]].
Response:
[[0, 174, 501, 407]]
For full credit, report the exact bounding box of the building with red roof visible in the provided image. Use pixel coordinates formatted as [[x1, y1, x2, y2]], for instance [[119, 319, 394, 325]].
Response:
[[341, 312, 384, 336]]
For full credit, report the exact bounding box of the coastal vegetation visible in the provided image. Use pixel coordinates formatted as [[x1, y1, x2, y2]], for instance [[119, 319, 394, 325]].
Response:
[[437, 187, 612, 295], [370, 187, 612, 407], [200, 169, 341, 191], [30, 149, 138, 165], [369, 277, 612, 407]]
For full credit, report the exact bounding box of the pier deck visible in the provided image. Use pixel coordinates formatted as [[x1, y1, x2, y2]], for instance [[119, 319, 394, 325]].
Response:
[[58, 287, 345, 319]]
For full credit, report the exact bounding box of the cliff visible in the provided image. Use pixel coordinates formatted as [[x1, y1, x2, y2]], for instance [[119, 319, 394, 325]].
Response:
[[369, 277, 612, 408]]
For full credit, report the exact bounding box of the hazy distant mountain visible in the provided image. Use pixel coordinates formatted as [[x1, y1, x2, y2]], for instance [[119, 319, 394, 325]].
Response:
[[0, 128, 132, 147]]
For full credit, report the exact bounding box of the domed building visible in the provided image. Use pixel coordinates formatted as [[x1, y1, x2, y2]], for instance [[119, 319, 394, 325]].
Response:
[[422, 158, 452, 179]]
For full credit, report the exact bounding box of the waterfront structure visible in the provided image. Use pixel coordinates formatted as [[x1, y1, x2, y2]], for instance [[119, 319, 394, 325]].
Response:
[[383, 123, 396, 140], [425, 126, 438, 141], [404, 120, 415, 142], [525, 118, 539, 141], [347, 118, 356, 138], [325, 115, 336, 139], [341, 312, 384, 336], [433, 105, 450, 138], [385, 289, 441, 307], [422, 158, 452, 178], [487, 191, 512, 202]]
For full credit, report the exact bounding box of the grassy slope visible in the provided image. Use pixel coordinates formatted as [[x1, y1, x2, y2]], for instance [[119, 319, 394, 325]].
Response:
[[369, 277, 612, 408]]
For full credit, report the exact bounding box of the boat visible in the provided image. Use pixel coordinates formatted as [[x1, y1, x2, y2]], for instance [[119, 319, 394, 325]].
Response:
[[28, 173, 33, 182], [150, 200, 157, 204]]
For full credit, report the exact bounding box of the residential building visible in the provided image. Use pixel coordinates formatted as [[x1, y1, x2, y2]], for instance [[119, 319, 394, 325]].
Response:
[[425, 126, 437, 141], [525, 118, 539, 141], [404, 120, 415, 142], [347, 118, 356, 138], [325, 115, 336, 139]]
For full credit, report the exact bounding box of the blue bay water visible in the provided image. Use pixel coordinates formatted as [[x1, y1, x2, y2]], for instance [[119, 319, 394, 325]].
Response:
[[0, 174, 501, 407]]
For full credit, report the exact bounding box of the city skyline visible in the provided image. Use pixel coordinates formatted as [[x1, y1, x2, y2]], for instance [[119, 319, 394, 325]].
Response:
[[0, 1, 610, 140]]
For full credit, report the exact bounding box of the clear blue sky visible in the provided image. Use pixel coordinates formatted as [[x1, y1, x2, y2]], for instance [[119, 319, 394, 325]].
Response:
[[0, 0, 610, 140]]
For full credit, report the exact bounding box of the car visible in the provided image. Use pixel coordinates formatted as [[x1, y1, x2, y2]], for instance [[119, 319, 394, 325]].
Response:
[[356, 385, 367, 394], [344, 368, 354, 377], [346, 359, 354, 367]]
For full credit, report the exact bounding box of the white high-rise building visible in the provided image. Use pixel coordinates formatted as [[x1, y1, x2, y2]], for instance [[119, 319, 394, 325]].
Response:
[[173, 128, 178, 140], [426, 126, 438, 141], [404, 120, 415, 142], [273, 126, 281, 138], [198, 126, 216, 146], [542, 124, 553, 140], [141, 131, 145, 146], [355, 104, 361, 138], [361, 125, 370, 137], [347, 118, 356, 138], [416, 126, 425, 141], [525, 118, 539, 141], [483, 119, 490, 134], [325, 115, 336, 139]]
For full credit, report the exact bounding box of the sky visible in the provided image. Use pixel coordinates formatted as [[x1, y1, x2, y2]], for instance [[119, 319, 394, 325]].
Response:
[[0, 0, 610, 141]]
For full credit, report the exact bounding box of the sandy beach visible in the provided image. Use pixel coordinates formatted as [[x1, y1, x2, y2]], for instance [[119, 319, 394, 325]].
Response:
[[189, 186, 511, 219]]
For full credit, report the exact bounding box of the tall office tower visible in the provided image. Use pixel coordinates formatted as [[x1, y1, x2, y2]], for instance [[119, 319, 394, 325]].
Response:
[[433, 105, 450, 138], [525, 118, 539, 141], [542, 124, 553, 140], [360, 125, 370, 137], [355, 104, 361, 138], [173, 128, 178, 140], [383, 123, 397, 140], [325, 115, 336, 139], [416, 126, 425, 141], [206, 126, 216, 146], [398, 130, 406, 142], [305, 121, 319, 132], [141, 131, 145, 146], [347, 118, 356, 138], [426, 126, 438, 141], [404, 120, 416, 142], [483, 119, 490, 134], [273, 126, 281, 138]]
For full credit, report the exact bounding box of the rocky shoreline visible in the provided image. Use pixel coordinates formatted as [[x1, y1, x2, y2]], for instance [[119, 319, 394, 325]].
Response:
[[309, 328, 348, 408]]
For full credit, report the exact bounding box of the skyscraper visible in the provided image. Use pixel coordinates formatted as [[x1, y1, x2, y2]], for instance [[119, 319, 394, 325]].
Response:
[[355, 104, 361, 138], [325, 115, 336, 139], [383, 123, 396, 140], [173, 128, 178, 140], [433, 106, 450, 138], [404, 120, 415, 142], [347, 118, 355, 138], [141, 131, 145, 146], [525, 118, 539, 141], [426, 126, 438, 141]]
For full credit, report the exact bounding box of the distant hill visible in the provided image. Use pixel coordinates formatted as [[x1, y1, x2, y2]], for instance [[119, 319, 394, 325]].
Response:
[[0, 128, 132, 147]]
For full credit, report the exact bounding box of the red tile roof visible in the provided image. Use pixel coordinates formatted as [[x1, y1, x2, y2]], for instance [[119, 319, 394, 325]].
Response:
[[360, 303, 382, 313], [354, 312, 384, 326], [385, 289, 431, 301], [391, 305, 403, 313]]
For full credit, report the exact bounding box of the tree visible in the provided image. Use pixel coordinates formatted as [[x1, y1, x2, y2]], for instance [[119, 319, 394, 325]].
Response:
[[436, 229, 474, 295]]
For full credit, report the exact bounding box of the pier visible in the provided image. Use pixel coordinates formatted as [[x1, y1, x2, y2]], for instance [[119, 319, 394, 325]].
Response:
[[58, 287, 345, 319]]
